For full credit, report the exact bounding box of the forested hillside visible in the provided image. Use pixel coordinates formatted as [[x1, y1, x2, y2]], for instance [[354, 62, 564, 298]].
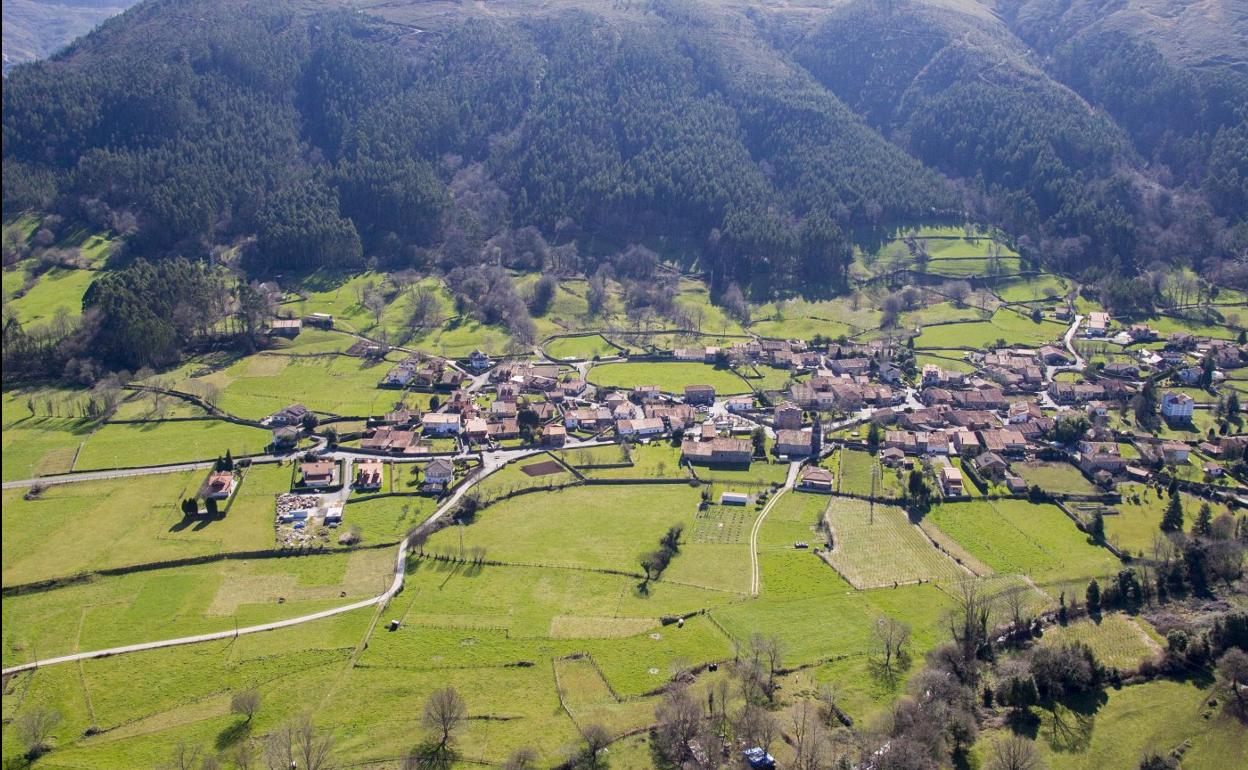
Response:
[[2, 0, 1246, 317]]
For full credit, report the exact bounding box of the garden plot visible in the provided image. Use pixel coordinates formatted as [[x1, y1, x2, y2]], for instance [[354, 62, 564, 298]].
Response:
[[1038, 613, 1161, 671], [691, 503, 754, 544], [821, 498, 967, 588]]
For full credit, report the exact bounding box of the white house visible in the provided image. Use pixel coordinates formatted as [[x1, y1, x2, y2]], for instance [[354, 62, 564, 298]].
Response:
[[421, 412, 462, 435], [1161, 392, 1195, 421]]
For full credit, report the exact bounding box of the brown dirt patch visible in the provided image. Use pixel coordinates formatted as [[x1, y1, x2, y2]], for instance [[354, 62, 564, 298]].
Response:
[[520, 459, 564, 477]]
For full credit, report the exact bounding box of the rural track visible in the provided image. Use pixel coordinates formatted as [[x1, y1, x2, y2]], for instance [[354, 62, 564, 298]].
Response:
[[748, 461, 801, 597], [0, 441, 617, 677]]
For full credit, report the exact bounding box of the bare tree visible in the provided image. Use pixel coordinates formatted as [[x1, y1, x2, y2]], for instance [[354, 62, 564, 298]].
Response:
[[579, 723, 612, 769], [229, 741, 258, 770], [503, 747, 539, 770], [15, 706, 61, 758], [873, 615, 911, 669], [948, 581, 992, 684], [734, 703, 777, 752], [231, 689, 261, 723], [790, 701, 830, 770], [163, 742, 202, 770], [654, 686, 703, 763], [986, 734, 1045, 770], [423, 686, 467, 753], [264, 716, 334, 770]]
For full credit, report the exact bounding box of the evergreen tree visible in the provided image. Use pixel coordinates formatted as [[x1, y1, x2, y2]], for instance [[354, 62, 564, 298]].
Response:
[[1161, 492, 1184, 532], [1086, 579, 1102, 616], [1195, 502, 1213, 537]]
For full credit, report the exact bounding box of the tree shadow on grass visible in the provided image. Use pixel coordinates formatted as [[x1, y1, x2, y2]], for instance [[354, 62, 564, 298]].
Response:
[[215, 719, 251, 751], [1041, 690, 1107, 754]]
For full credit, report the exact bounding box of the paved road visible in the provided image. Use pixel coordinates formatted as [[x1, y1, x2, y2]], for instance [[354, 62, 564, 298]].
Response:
[[748, 461, 801, 597], [2, 460, 242, 490], [0, 438, 610, 676]]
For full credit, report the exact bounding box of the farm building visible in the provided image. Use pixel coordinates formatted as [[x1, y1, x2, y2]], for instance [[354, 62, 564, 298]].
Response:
[[720, 492, 749, 505]]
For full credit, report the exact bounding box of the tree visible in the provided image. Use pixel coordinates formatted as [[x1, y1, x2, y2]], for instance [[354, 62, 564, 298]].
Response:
[[1195, 503, 1213, 536], [986, 734, 1045, 770], [789, 701, 830, 770], [503, 748, 539, 770], [867, 421, 882, 453], [263, 716, 334, 770], [205, 496, 219, 517], [751, 426, 766, 457], [734, 703, 777, 752], [422, 687, 466, 753], [653, 687, 702, 764], [1161, 493, 1184, 533], [578, 723, 611, 770], [1217, 647, 1248, 717], [1086, 578, 1102, 616], [16, 706, 61, 758], [231, 689, 261, 723], [873, 615, 911, 669]]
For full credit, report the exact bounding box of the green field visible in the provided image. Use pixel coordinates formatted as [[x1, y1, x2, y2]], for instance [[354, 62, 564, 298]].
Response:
[[2, 548, 392, 668], [587, 361, 750, 395], [822, 497, 966, 588], [925, 500, 1120, 585], [974, 678, 1247, 770], [178, 352, 403, 420], [2, 464, 290, 585], [544, 333, 620, 360], [914, 308, 1067, 349], [1, 388, 98, 480], [1038, 613, 1160, 671], [1099, 484, 1207, 556], [74, 419, 270, 470], [838, 449, 905, 498], [1014, 461, 1098, 495]]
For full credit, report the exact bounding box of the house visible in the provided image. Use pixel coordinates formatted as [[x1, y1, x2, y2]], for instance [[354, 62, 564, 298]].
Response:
[[487, 418, 519, 440], [952, 430, 981, 456], [773, 429, 813, 457], [681, 437, 753, 465], [1161, 441, 1190, 464], [303, 312, 333, 329], [645, 404, 696, 429], [464, 417, 490, 443], [1004, 473, 1028, 493], [1161, 392, 1195, 421], [542, 424, 567, 447], [271, 426, 299, 450], [1038, 346, 1072, 365], [267, 318, 302, 338], [422, 412, 461, 435], [940, 466, 965, 496], [632, 385, 662, 403], [423, 458, 455, 488], [774, 401, 803, 430], [1008, 401, 1042, 424], [354, 460, 383, 490], [880, 447, 906, 467], [684, 385, 716, 405], [468, 349, 493, 371], [1078, 441, 1125, 474], [826, 357, 869, 376], [1086, 312, 1110, 337], [724, 394, 755, 413], [1178, 367, 1204, 385], [299, 461, 337, 488], [1102, 362, 1139, 379], [269, 404, 310, 426], [361, 427, 414, 452], [617, 417, 665, 437], [798, 466, 835, 492], [203, 471, 235, 500], [972, 451, 1008, 480]]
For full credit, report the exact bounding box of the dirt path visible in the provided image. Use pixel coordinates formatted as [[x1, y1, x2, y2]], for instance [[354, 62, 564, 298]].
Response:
[[748, 461, 801, 596]]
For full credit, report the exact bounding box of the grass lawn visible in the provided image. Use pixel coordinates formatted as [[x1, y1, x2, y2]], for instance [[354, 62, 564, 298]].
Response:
[[74, 419, 270, 470], [1015, 461, 1098, 495], [914, 308, 1067, 349], [975, 678, 1247, 770], [1099, 483, 1208, 556], [822, 497, 967, 588], [564, 442, 688, 480], [544, 333, 619, 360], [1, 548, 392, 668], [587, 361, 750, 395], [838, 449, 905, 498], [3, 265, 98, 326], [993, 273, 1070, 303], [1038, 613, 1160, 671], [341, 494, 437, 544], [1, 387, 99, 480], [2, 464, 288, 586], [179, 352, 403, 420], [924, 500, 1120, 584], [423, 483, 719, 581], [471, 454, 579, 502]]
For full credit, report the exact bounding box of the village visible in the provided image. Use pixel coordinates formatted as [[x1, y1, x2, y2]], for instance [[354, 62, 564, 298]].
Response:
[[187, 307, 1248, 549]]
